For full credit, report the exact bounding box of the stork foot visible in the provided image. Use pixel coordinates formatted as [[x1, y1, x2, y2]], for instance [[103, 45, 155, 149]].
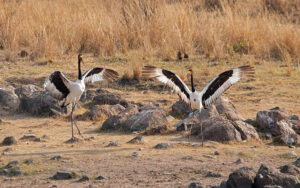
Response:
[[65, 137, 82, 143]]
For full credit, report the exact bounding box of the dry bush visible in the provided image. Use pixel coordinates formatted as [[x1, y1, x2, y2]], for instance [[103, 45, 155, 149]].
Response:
[[0, 0, 300, 61]]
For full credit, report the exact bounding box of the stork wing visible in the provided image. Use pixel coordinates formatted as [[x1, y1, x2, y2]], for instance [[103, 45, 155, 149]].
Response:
[[142, 66, 191, 104], [43, 71, 71, 100], [82, 67, 119, 84], [201, 65, 254, 108]]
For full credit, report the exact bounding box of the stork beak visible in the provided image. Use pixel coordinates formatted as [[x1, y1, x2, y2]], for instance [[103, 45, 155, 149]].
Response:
[[81, 59, 85, 65], [183, 71, 191, 82]]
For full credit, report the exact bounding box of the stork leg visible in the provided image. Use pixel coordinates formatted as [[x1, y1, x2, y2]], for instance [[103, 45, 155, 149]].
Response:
[[200, 121, 203, 147], [72, 103, 83, 138], [70, 104, 75, 140]]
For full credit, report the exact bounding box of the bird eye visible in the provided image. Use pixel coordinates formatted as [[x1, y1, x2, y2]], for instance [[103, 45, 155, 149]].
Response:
[[193, 99, 196, 102]]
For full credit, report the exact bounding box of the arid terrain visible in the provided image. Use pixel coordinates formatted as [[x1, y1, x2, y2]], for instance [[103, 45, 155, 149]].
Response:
[[1, 0, 300, 187]]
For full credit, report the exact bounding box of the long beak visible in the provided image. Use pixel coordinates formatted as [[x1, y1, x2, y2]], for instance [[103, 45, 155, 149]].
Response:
[[81, 60, 85, 65], [183, 73, 190, 82]]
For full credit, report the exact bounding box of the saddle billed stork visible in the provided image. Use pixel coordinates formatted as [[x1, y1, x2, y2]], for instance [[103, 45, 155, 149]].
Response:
[[142, 65, 254, 145], [44, 54, 119, 142]]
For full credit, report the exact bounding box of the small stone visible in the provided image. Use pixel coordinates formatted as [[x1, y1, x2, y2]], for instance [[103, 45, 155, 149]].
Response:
[[188, 182, 204, 188], [51, 185, 57, 188], [138, 148, 143, 151], [127, 136, 145, 144], [95, 176, 105, 180], [2, 136, 17, 146], [52, 171, 77, 180], [23, 158, 34, 164], [50, 155, 61, 160], [3, 148, 12, 152], [77, 175, 89, 182], [235, 158, 243, 164], [190, 177, 197, 181], [65, 137, 81, 143], [20, 135, 41, 142], [105, 141, 119, 147], [182, 156, 193, 160], [132, 152, 140, 158], [6, 160, 19, 167], [214, 151, 220, 155], [205, 171, 222, 178], [19, 50, 28, 57], [42, 135, 50, 139], [154, 143, 174, 149]]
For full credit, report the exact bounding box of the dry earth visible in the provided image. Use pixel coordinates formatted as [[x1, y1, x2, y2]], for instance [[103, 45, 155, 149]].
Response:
[[0, 53, 300, 187]]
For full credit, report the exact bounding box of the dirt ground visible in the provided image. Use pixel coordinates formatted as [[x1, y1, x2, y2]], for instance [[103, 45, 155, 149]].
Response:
[[0, 54, 300, 187]]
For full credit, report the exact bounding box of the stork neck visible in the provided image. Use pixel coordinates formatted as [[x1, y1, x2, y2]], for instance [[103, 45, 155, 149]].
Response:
[[78, 59, 82, 80], [191, 72, 195, 92]]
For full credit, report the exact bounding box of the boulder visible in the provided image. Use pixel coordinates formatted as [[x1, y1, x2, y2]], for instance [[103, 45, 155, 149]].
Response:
[[254, 164, 300, 188], [17, 84, 62, 116], [214, 96, 244, 121], [279, 164, 300, 176], [52, 171, 77, 180], [101, 105, 139, 130], [0, 86, 20, 111], [290, 120, 300, 134], [191, 117, 242, 142], [232, 121, 260, 140], [92, 92, 128, 107], [122, 103, 168, 132], [171, 100, 192, 118], [89, 104, 125, 120], [79, 88, 109, 102], [2, 136, 17, 146], [226, 167, 256, 188]]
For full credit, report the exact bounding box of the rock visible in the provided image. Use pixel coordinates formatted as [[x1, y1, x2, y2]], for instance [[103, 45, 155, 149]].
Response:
[[20, 135, 41, 142], [65, 137, 82, 143], [154, 143, 174, 149], [19, 50, 28, 57], [3, 147, 12, 152], [290, 120, 300, 134], [132, 152, 140, 157], [127, 136, 145, 144], [2, 136, 17, 146], [272, 132, 299, 145], [105, 141, 119, 147], [294, 158, 300, 168], [205, 171, 222, 178], [192, 117, 242, 142], [23, 159, 34, 164], [214, 96, 244, 121], [188, 182, 204, 188], [101, 105, 139, 130], [95, 176, 105, 180], [0, 86, 20, 111], [232, 121, 260, 140], [289, 115, 299, 121], [280, 164, 300, 176], [171, 100, 192, 118], [77, 175, 89, 182], [17, 84, 62, 116], [0, 161, 23, 176], [214, 151, 220, 155], [6, 160, 19, 167], [244, 118, 256, 126], [256, 107, 298, 142], [220, 181, 227, 188], [254, 164, 300, 188], [52, 171, 77, 180], [89, 104, 125, 120], [226, 167, 256, 188], [79, 89, 109, 102], [122, 103, 168, 132], [182, 156, 193, 160], [235, 158, 244, 164], [50, 155, 61, 160], [92, 92, 128, 107]]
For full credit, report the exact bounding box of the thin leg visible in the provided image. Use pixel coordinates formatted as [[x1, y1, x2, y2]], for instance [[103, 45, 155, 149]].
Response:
[[200, 121, 204, 147], [72, 103, 83, 137], [70, 104, 75, 139]]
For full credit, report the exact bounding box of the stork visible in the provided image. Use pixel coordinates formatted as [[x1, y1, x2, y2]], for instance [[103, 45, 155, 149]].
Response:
[[142, 65, 254, 145], [44, 54, 119, 142]]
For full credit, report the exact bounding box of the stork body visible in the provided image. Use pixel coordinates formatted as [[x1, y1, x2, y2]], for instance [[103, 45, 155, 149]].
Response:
[[142, 65, 254, 144], [44, 54, 119, 141]]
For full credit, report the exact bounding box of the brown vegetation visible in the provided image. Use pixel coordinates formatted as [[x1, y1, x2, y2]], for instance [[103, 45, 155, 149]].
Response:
[[1, 0, 300, 60]]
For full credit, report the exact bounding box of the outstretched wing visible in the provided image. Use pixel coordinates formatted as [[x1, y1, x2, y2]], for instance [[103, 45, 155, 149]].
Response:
[[142, 66, 191, 104], [43, 71, 71, 100], [82, 67, 119, 84], [201, 65, 254, 108]]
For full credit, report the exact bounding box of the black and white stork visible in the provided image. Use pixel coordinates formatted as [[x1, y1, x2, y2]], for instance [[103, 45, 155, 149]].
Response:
[[142, 65, 254, 144], [44, 54, 119, 141]]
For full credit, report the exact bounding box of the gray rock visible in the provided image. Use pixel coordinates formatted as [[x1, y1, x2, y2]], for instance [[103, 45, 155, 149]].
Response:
[[23, 158, 34, 164], [235, 158, 244, 164], [132, 152, 140, 158], [272, 133, 299, 145], [50, 155, 61, 160], [171, 100, 192, 118], [290, 119, 300, 134], [105, 141, 119, 147], [293, 158, 300, 168], [101, 105, 139, 130], [232, 121, 260, 140], [289, 115, 299, 121], [92, 92, 128, 107], [188, 182, 204, 188], [20, 135, 41, 142], [214, 96, 244, 121], [254, 164, 300, 188], [279, 164, 300, 176], [6, 160, 19, 167], [220, 181, 227, 188], [182, 156, 193, 160], [122, 103, 168, 132], [52, 171, 77, 180], [95, 176, 105, 180], [214, 151, 220, 155], [226, 167, 256, 188], [0, 86, 20, 111], [77, 175, 89, 182], [2, 136, 17, 146], [127, 136, 145, 144], [154, 143, 174, 149], [3, 147, 12, 152], [205, 171, 222, 178], [89, 104, 125, 120]]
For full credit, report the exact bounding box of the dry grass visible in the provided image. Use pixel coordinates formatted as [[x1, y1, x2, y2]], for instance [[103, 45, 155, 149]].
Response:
[[1, 0, 300, 61]]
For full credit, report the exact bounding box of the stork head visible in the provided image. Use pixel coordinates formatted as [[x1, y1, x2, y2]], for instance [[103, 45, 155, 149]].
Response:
[[78, 53, 84, 65]]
